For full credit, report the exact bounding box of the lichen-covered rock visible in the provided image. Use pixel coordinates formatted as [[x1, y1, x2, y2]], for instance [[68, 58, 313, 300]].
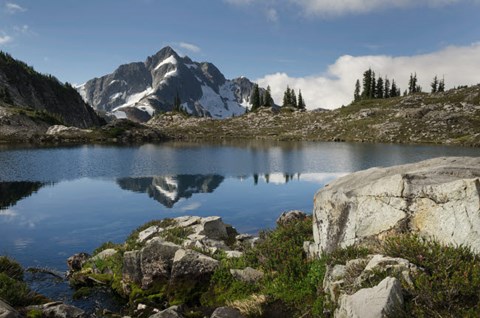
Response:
[[313, 157, 480, 256], [122, 238, 181, 289], [230, 267, 264, 284], [276, 210, 307, 226], [46, 125, 92, 137], [335, 277, 404, 318], [171, 249, 219, 280], [210, 306, 245, 318], [0, 299, 20, 318], [34, 302, 86, 318], [91, 248, 117, 261], [148, 306, 184, 318]]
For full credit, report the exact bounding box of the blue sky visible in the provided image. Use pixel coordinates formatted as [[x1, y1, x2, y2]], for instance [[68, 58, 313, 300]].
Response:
[[1, 0, 480, 108]]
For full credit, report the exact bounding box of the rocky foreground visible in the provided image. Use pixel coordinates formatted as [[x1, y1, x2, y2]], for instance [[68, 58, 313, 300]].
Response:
[[1, 157, 480, 318]]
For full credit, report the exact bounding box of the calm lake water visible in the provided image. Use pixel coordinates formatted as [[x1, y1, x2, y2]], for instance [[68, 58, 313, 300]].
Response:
[[1, 140, 480, 306]]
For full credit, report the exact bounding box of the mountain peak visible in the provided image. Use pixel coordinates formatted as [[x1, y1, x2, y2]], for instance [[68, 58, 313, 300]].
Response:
[[79, 48, 264, 121]]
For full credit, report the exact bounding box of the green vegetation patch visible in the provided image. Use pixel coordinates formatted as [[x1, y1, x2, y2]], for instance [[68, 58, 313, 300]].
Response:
[[383, 234, 480, 317]]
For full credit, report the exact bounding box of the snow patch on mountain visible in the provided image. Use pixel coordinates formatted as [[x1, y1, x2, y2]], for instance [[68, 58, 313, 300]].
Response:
[[154, 55, 178, 71], [112, 86, 154, 113]]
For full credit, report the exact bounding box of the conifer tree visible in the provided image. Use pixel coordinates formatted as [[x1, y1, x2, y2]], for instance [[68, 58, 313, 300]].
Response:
[[384, 78, 390, 98], [298, 90, 306, 109], [251, 84, 261, 111], [370, 71, 376, 99], [361, 69, 372, 99], [390, 80, 397, 97], [431, 75, 438, 93], [354, 79, 361, 101], [438, 77, 445, 92], [291, 89, 297, 108], [376, 77, 384, 99], [408, 73, 418, 94], [264, 85, 273, 107], [283, 86, 292, 107]]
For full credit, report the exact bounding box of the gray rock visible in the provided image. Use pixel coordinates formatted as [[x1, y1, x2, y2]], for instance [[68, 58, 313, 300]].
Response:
[[276, 210, 307, 226], [137, 225, 163, 243], [67, 252, 90, 272], [313, 157, 480, 256], [46, 125, 92, 137], [91, 248, 117, 261], [335, 277, 404, 318], [39, 302, 86, 318], [210, 306, 245, 318], [141, 238, 181, 288], [230, 267, 264, 284], [122, 237, 181, 289], [148, 306, 184, 318], [171, 249, 219, 279], [0, 299, 20, 318]]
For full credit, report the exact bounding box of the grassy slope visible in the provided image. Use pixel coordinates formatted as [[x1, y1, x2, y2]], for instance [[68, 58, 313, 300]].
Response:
[[149, 85, 480, 146]]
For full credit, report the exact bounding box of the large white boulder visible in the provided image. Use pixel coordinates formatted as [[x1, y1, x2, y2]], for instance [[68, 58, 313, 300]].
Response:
[[313, 157, 480, 256]]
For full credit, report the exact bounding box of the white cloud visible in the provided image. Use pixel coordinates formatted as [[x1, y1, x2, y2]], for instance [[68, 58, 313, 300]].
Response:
[[179, 42, 201, 53], [0, 32, 12, 45], [13, 24, 29, 34], [227, 0, 468, 17], [179, 201, 201, 212], [5, 2, 26, 14], [265, 8, 278, 22], [257, 43, 480, 110]]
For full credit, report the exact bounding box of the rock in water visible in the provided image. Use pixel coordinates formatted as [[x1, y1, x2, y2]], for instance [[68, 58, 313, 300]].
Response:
[[67, 252, 91, 272], [313, 157, 480, 256]]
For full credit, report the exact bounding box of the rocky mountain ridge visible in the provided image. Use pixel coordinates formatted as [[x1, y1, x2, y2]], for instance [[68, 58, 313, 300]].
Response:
[[78, 46, 263, 121], [0, 51, 102, 128]]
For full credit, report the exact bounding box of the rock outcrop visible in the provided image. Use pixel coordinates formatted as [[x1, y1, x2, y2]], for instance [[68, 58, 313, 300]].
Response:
[[335, 277, 404, 318], [313, 157, 480, 256], [0, 299, 20, 318]]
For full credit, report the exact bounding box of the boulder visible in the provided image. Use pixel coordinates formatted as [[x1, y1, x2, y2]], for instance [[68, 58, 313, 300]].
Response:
[[91, 248, 117, 261], [276, 210, 307, 226], [122, 237, 181, 289], [67, 253, 90, 272], [149, 306, 184, 318], [0, 299, 20, 318], [335, 277, 404, 318], [138, 225, 163, 243], [313, 157, 480, 256], [46, 125, 91, 136], [35, 302, 86, 318], [171, 249, 219, 279], [230, 267, 264, 284], [210, 307, 245, 318]]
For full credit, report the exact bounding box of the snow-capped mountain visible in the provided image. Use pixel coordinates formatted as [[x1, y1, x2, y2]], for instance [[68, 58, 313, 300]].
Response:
[[116, 175, 224, 208], [77, 46, 262, 121]]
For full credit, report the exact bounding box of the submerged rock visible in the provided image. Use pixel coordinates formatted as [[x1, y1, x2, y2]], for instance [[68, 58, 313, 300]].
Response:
[[313, 157, 480, 255]]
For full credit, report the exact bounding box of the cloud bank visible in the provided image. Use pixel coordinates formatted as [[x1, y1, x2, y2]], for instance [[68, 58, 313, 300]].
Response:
[[257, 43, 480, 110], [0, 32, 12, 45], [226, 0, 468, 17], [179, 42, 201, 53]]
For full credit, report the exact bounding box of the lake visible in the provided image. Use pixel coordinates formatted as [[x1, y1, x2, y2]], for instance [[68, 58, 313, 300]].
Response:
[[1, 140, 480, 306]]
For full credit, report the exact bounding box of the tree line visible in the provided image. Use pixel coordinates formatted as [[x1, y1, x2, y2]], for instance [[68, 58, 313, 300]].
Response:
[[354, 68, 446, 102], [250, 84, 306, 111]]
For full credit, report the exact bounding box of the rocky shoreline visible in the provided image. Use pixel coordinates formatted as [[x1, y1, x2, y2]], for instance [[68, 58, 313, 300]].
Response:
[[2, 157, 480, 318]]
